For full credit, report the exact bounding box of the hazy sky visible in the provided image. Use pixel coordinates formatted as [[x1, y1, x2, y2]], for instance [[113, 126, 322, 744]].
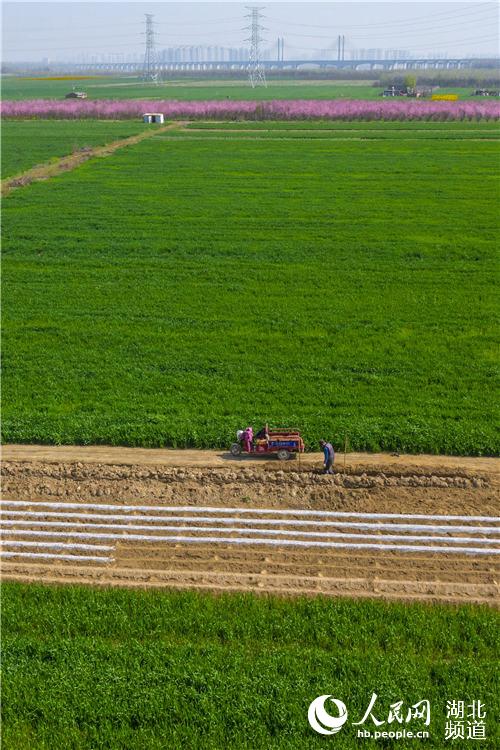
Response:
[[2, 1, 499, 61]]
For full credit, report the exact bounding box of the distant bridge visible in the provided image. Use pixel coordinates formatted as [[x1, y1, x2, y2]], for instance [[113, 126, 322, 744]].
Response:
[[21, 57, 500, 74]]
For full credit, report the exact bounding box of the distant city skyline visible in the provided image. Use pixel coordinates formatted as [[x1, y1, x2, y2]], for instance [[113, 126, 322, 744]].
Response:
[[2, 2, 499, 63], [50, 44, 451, 66]]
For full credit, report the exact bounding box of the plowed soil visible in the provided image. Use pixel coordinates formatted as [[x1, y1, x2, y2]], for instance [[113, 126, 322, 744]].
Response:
[[2, 445, 499, 605]]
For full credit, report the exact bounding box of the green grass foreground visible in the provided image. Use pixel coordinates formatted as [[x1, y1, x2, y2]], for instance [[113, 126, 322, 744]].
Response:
[[1, 120, 150, 179], [2, 582, 498, 749], [3, 121, 498, 453]]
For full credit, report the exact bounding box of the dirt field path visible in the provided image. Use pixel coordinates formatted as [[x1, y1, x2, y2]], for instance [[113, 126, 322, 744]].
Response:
[[4, 444, 499, 475], [2, 446, 499, 605], [1, 121, 187, 197]]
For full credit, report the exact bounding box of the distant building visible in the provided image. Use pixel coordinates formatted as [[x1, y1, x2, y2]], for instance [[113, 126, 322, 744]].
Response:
[[381, 84, 436, 98], [474, 88, 499, 96], [381, 85, 407, 97], [65, 91, 87, 99]]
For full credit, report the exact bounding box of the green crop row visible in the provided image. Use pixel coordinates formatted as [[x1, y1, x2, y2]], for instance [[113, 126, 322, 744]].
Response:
[[3, 127, 499, 454], [161, 130, 500, 142], [185, 120, 500, 131], [2, 583, 499, 749]]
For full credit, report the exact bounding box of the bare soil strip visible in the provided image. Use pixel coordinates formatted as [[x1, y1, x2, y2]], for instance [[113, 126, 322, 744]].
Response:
[[1, 121, 187, 197], [2, 447, 499, 604], [2, 560, 498, 605]]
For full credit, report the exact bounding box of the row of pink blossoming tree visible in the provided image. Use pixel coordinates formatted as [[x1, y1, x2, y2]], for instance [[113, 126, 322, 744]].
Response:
[[2, 98, 500, 121]]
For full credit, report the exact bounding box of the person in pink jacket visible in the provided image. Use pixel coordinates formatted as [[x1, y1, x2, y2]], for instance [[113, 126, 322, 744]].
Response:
[[243, 426, 253, 453]]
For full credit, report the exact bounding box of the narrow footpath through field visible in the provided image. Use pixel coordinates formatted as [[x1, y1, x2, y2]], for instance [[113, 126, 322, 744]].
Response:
[[2, 446, 499, 605], [1, 121, 187, 197]]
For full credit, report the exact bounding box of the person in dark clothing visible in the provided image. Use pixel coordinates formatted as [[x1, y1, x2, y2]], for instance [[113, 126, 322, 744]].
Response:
[[319, 440, 335, 474], [255, 424, 269, 441]]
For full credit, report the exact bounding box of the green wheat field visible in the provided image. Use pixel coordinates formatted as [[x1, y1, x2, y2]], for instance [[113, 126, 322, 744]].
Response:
[[2, 583, 498, 750], [3, 120, 499, 453]]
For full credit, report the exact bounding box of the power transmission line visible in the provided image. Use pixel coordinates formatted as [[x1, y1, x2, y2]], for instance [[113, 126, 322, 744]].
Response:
[[9, 16, 245, 35], [265, 3, 497, 31], [155, 17, 244, 26], [6, 4, 498, 61], [7, 23, 139, 35], [265, 11, 498, 42], [286, 33, 499, 56]]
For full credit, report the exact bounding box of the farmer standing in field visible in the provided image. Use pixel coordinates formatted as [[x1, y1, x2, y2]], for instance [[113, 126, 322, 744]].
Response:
[[243, 426, 254, 453], [319, 440, 335, 474]]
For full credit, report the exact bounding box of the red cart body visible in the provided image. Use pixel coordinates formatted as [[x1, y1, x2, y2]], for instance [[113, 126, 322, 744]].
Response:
[[231, 426, 304, 460]]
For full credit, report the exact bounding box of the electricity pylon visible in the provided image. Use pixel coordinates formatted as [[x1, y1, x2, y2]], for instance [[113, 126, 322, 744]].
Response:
[[143, 13, 159, 82], [244, 6, 267, 88]]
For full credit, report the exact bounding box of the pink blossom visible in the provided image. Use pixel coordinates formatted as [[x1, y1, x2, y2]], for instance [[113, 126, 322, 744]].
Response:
[[1, 98, 499, 121]]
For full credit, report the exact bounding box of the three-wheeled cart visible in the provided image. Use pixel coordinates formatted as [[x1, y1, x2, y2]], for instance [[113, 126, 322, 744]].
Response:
[[231, 425, 305, 461]]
